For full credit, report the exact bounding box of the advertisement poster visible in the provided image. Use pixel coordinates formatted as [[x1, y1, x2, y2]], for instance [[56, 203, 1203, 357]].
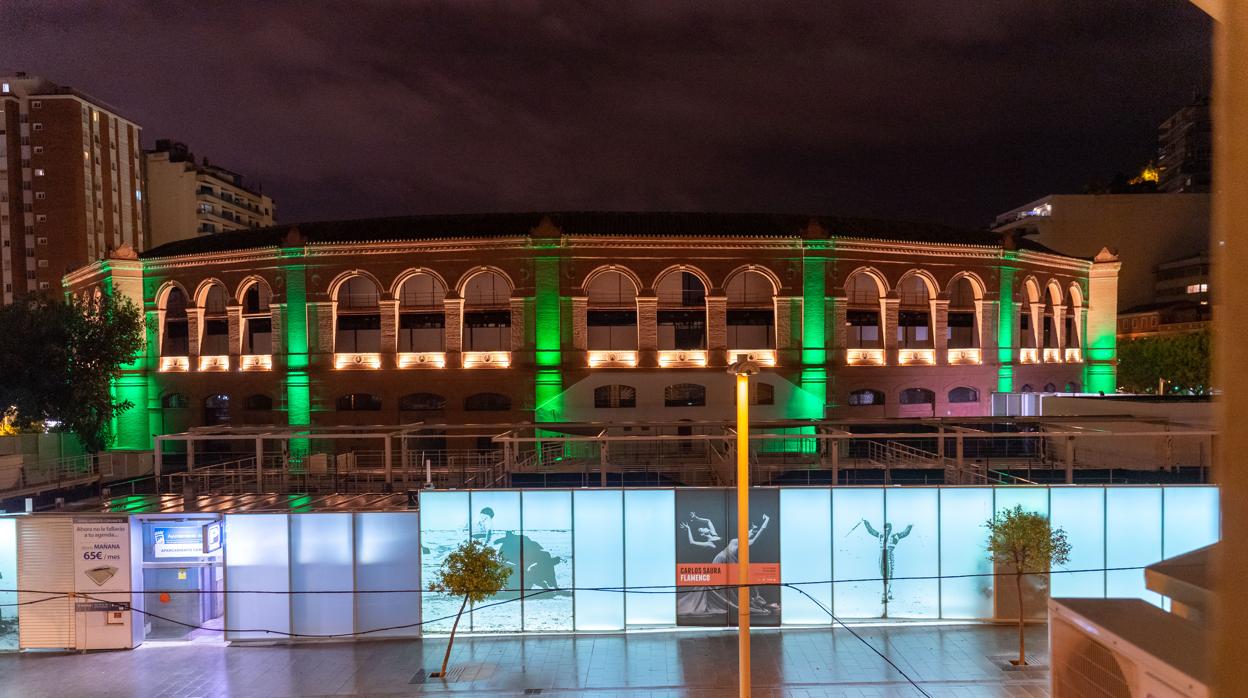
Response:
[[73, 518, 130, 599], [675, 489, 780, 627]]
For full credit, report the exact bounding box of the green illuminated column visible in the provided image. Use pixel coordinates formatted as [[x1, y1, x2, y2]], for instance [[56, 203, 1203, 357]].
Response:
[[282, 251, 312, 463], [106, 261, 155, 451], [1084, 252, 1122, 392], [533, 254, 565, 423], [996, 254, 1018, 393], [797, 241, 829, 420]]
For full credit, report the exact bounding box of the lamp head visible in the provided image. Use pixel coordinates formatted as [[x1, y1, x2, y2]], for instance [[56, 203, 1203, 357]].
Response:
[[728, 356, 761, 376]]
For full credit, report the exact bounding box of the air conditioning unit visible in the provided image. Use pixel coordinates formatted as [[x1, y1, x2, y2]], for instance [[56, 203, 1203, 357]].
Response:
[[1050, 598, 1208, 697]]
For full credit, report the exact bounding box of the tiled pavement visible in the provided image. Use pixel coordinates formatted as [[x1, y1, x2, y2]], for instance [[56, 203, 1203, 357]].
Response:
[[0, 623, 1051, 697]]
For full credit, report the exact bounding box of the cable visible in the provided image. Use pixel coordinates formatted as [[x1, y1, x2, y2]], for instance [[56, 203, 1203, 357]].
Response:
[[784, 583, 932, 698], [0, 562, 1184, 597]]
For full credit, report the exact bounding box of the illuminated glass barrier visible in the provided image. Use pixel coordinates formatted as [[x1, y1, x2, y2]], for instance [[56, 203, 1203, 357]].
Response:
[[0, 517, 16, 651], [417, 485, 1219, 633]]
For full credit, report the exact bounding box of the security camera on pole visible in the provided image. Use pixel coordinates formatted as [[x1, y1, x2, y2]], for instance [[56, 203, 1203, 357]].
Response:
[[728, 355, 760, 698]]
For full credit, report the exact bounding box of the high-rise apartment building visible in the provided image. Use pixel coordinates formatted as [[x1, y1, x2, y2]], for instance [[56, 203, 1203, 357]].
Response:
[[144, 140, 274, 249], [0, 73, 144, 304], [1157, 94, 1212, 193]]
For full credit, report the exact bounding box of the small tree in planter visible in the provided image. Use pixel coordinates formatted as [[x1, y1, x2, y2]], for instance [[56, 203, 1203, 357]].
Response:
[[426, 539, 511, 678], [986, 505, 1071, 666]]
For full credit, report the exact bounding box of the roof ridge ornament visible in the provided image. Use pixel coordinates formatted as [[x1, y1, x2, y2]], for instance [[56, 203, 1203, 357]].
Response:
[[109, 242, 138, 260], [531, 215, 562, 238], [1094, 246, 1120, 263]]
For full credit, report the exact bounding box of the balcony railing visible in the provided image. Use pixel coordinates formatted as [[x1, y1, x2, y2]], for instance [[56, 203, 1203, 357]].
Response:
[[588, 350, 638, 368], [658, 349, 707, 368], [198, 355, 230, 372], [1043, 347, 1063, 363], [397, 351, 446, 369], [947, 348, 982, 365], [846, 348, 885, 366], [335, 352, 382, 370], [240, 354, 272, 371], [725, 349, 776, 367], [1019, 348, 1040, 364], [159, 356, 189, 372], [897, 348, 936, 366], [463, 350, 511, 368]]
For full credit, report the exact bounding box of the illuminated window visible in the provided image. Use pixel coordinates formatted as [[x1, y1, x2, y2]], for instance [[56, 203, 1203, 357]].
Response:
[[241, 282, 272, 354], [33, 168, 44, 177], [947, 276, 978, 349], [587, 270, 638, 350], [336, 393, 382, 411], [845, 272, 883, 349], [664, 383, 706, 407], [200, 283, 230, 355], [594, 384, 637, 409], [726, 270, 775, 349], [465, 392, 511, 411], [656, 270, 706, 350], [463, 271, 511, 351], [848, 389, 884, 406], [398, 273, 446, 352]]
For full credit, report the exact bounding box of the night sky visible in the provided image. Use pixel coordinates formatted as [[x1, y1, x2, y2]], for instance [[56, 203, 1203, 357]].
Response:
[[0, 1, 1211, 229]]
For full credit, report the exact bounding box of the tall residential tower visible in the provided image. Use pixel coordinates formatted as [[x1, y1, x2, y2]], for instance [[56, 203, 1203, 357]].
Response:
[[0, 73, 144, 304]]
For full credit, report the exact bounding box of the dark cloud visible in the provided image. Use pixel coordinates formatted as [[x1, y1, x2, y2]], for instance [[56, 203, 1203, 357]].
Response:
[[0, 0, 1211, 228]]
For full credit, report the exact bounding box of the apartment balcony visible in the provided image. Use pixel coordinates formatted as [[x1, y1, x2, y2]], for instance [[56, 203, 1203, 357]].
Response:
[[725, 349, 776, 367], [1043, 347, 1064, 363], [397, 351, 446, 369], [947, 348, 982, 365], [897, 348, 936, 366], [846, 348, 886, 366], [1064, 347, 1083, 363], [463, 350, 511, 368], [1019, 348, 1040, 364], [588, 350, 638, 368], [658, 349, 707, 368], [159, 356, 189, 372], [335, 352, 382, 370], [198, 355, 230, 372], [240, 354, 272, 371]]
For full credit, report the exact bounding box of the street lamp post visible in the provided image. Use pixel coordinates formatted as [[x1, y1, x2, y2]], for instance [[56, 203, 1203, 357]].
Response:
[[729, 356, 760, 698]]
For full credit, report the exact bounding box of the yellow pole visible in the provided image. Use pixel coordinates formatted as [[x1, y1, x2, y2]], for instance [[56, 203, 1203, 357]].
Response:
[[736, 372, 751, 698]]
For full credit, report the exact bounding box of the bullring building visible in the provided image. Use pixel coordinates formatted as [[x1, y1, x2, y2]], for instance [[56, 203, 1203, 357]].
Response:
[[64, 212, 1120, 450]]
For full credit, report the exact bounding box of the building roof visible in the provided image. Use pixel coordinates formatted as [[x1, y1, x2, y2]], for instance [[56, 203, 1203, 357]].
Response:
[[141, 211, 1065, 259]]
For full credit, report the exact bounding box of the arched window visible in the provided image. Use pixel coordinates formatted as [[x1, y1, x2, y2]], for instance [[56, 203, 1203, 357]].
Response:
[[1044, 283, 1062, 349], [845, 271, 883, 349], [587, 270, 638, 350], [1044, 382, 1057, 393], [464, 392, 511, 411], [399, 393, 447, 411], [203, 394, 230, 425], [161, 287, 189, 356], [1065, 381, 1080, 393], [398, 273, 446, 352], [335, 276, 381, 353], [899, 388, 935, 405], [337, 393, 382, 411], [664, 383, 706, 407], [896, 274, 932, 348], [1066, 284, 1084, 351], [594, 384, 637, 408], [1020, 279, 1041, 349], [848, 389, 884, 406], [200, 283, 230, 355], [948, 276, 979, 349], [948, 387, 979, 404], [1020, 384, 1034, 393], [161, 393, 189, 409], [726, 270, 775, 350], [244, 394, 273, 411], [656, 270, 707, 350], [463, 271, 511, 352], [241, 281, 273, 354]]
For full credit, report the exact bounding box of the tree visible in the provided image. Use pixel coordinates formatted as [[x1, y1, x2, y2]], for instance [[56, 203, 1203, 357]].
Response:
[[426, 539, 511, 678], [0, 292, 147, 452], [985, 506, 1071, 666], [1117, 331, 1211, 395]]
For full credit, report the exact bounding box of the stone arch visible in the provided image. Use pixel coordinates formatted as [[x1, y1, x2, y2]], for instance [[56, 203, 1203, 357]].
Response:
[[389, 267, 451, 301], [722, 264, 781, 296], [1068, 282, 1085, 308], [1022, 275, 1042, 303], [1045, 279, 1065, 305], [945, 271, 987, 300], [582, 264, 643, 296], [895, 269, 940, 299], [193, 278, 229, 308], [155, 280, 190, 310], [653, 264, 713, 293], [455, 266, 515, 297], [842, 266, 889, 299], [234, 275, 273, 305], [328, 269, 386, 301]]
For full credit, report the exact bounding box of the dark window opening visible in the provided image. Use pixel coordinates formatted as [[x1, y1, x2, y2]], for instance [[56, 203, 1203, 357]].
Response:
[[848, 389, 884, 406], [948, 387, 978, 403], [336, 314, 381, 353], [399, 393, 447, 412], [465, 392, 511, 411], [588, 310, 637, 350], [947, 311, 976, 349], [162, 393, 189, 409], [896, 310, 931, 348], [664, 383, 706, 407], [203, 394, 230, 425], [244, 394, 273, 411], [727, 309, 775, 349], [202, 318, 229, 355], [337, 393, 382, 411], [900, 388, 935, 405], [594, 384, 637, 409], [464, 311, 511, 351], [399, 312, 445, 352], [658, 310, 706, 350], [847, 310, 881, 348]]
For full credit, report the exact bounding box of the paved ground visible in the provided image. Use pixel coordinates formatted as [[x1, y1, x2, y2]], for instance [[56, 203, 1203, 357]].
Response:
[[0, 623, 1051, 697]]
